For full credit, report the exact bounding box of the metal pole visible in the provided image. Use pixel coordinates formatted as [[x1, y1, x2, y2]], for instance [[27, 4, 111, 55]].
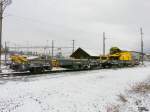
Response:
[[4, 41, 7, 65], [72, 40, 75, 53], [14, 43, 16, 53], [26, 41, 29, 55], [46, 40, 49, 55], [103, 32, 106, 55], [140, 28, 144, 65], [52, 40, 54, 59], [0, 3, 3, 72]]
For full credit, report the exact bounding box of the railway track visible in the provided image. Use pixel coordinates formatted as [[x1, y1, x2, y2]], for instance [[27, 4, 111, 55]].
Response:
[[0, 68, 101, 78]]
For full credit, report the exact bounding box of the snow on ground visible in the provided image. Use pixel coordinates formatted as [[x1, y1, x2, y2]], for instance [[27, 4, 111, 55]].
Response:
[[0, 63, 150, 112], [119, 92, 150, 112], [118, 77, 150, 112]]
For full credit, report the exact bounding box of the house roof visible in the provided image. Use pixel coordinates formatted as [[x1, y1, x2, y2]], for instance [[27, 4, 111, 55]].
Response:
[[70, 47, 90, 58], [70, 47, 100, 59]]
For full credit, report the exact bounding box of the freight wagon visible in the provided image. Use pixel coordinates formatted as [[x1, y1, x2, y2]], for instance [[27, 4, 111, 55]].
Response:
[[9, 47, 140, 74]]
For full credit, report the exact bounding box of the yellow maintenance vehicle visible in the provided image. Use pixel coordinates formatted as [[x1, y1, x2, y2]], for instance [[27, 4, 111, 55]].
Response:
[[10, 55, 52, 74], [100, 47, 139, 68], [10, 55, 29, 71]]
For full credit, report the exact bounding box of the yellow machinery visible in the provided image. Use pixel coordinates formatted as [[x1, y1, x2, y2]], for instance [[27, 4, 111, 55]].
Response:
[[119, 51, 132, 61], [10, 55, 29, 71], [108, 51, 132, 61], [10, 55, 28, 64], [10, 55, 52, 73], [52, 59, 60, 67], [100, 47, 139, 68], [107, 47, 132, 61]]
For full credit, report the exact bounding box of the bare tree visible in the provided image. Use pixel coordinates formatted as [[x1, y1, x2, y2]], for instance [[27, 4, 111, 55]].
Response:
[[0, 0, 12, 72]]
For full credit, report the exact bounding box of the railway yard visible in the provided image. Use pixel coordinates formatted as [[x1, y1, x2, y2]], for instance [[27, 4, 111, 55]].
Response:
[[0, 46, 149, 112], [1, 0, 150, 112], [0, 62, 150, 112], [0, 46, 150, 112], [1, 46, 147, 75]]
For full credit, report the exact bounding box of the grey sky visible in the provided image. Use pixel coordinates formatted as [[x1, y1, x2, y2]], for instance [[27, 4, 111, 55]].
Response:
[[2, 0, 150, 54]]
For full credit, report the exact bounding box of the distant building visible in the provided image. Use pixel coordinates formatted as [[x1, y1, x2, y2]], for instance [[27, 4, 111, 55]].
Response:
[[70, 47, 99, 59], [130, 51, 148, 61], [146, 54, 150, 61]]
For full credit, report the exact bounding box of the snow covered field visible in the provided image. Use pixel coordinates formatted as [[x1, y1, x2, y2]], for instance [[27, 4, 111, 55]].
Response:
[[0, 63, 150, 112]]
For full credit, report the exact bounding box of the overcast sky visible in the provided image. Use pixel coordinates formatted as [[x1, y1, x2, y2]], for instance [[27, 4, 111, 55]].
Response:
[[2, 0, 150, 54]]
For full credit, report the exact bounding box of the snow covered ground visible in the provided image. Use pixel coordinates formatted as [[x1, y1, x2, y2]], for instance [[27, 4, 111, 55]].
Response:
[[0, 63, 150, 112], [118, 77, 150, 112]]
